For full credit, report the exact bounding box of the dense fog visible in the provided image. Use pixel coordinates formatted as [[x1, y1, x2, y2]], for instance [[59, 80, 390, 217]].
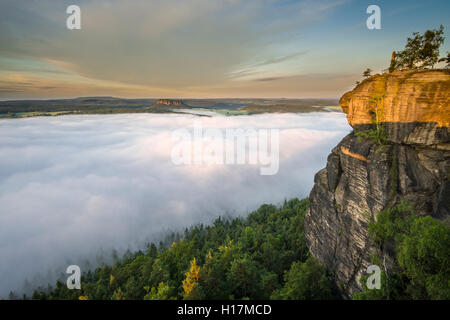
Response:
[[0, 112, 350, 297]]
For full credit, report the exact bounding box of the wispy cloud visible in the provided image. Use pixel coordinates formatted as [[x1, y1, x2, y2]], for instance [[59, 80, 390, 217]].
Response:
[[0, 0, 349, 98], [255, 50, 308, 67], [254, 77, 286, 82], [227, 50, 308, 81]]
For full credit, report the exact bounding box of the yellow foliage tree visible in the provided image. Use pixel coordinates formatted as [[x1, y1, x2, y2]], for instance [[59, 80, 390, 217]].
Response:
[[218, 240, 233, 252], [111, 287, 125, 300], [182, 257, 201, 299]]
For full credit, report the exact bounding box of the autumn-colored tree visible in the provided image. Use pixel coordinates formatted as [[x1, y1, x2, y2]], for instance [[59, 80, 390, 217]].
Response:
[[182, 257, 202, 299], [111, 287, 125, 300], [389, 51, 397, 72]]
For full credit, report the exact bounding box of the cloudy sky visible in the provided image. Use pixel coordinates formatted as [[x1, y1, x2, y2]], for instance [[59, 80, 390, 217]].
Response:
[[0, 112, 350, 296], [0, 0, 449, 99]]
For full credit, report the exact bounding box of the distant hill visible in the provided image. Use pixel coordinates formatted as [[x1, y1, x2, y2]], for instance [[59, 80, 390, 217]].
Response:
[[240, 99, 339, 114], [0, 97, 340, 118], [0, 97, 155, 111]]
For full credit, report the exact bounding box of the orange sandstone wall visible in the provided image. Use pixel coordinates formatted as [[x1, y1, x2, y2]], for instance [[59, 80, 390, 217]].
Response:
[[340, 70, 450, 127]]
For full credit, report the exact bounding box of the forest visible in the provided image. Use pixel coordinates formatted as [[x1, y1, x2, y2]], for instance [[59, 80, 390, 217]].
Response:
[[30, 198, 337, 300], [28, 198, 449, 300]]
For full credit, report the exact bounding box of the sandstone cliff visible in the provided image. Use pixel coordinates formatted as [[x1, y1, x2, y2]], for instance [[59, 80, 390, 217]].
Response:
[[305, 69, 450, 298]]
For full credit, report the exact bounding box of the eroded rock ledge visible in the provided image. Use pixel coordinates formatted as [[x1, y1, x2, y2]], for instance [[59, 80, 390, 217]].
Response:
[[305, 70, 450, 298], [340, 69, 449, 145]]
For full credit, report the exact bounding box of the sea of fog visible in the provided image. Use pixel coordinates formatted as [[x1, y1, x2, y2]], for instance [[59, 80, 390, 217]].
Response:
[[0, 112, 350, 297]]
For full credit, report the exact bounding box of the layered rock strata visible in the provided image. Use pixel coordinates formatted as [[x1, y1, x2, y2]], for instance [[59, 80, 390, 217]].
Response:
[[305, 70, 450, 297]]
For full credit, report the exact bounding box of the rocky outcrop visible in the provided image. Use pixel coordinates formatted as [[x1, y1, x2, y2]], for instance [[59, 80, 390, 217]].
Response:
[[155, 99, 185, 106], [340, 69, 449, 145], [305, 70, 450, 298]]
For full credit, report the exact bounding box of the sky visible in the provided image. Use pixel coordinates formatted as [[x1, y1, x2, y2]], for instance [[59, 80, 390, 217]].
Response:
[[0, 0, 449, 99], [0, 111, 350, 296]]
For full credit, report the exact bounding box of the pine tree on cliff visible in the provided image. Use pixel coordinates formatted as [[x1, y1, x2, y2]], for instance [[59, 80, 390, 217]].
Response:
[[390, 25, 445, 70], [363, 68, 372, 78]]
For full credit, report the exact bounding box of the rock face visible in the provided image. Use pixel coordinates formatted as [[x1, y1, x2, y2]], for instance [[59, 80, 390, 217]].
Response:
[[305, 70, 450, 298], [340, 70, 449, 145]]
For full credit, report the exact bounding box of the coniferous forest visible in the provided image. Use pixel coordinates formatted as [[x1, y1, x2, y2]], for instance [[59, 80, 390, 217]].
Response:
[[31, 198, 337, 300]]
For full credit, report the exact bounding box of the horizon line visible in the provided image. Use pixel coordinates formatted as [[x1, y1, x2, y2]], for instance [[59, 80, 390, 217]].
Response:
[[0, 96, 341, 102]]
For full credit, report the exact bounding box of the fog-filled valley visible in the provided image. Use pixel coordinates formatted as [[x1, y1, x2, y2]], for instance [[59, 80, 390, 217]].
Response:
[[0, 112, 350, 297]]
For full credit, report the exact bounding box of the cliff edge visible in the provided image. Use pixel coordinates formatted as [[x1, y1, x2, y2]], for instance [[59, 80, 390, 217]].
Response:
[[305, 69, 450, 298]]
